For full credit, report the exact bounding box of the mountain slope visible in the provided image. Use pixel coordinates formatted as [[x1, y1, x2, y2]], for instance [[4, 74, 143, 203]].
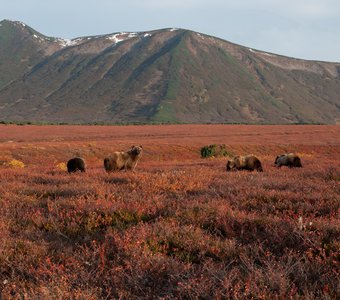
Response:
[[0, 20, 64, 89], [0, 20, 339, 124]]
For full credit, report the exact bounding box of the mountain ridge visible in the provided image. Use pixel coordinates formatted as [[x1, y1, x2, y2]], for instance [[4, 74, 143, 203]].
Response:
[[0, 20, 339, 124]]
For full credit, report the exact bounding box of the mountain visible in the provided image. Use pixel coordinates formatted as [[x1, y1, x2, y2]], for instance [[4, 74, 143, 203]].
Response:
[[0, 20, 63, 89], [0, 19, 339, 124]]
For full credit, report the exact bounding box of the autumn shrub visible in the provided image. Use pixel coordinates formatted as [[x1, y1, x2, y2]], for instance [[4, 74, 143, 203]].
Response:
[[7, 159, 25, 168], [0, 125, 339, 299], [56, 162, 67, 171]]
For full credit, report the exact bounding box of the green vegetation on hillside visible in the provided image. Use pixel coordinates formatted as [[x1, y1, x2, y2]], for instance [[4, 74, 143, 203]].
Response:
[[151, 101, 178, 123], [151, 34, 192, 123], [0, 21, 339, 124]]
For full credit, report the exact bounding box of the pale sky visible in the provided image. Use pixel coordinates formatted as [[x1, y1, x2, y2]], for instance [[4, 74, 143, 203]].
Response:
[[1, 0, 340, 62]]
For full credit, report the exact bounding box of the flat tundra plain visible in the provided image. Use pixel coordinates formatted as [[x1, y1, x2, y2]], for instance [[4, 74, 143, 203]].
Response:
[[0, 124, 339, 299]]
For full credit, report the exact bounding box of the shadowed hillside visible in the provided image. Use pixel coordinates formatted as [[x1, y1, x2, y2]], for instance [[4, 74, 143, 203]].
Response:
[[0, 20, 339, 124]]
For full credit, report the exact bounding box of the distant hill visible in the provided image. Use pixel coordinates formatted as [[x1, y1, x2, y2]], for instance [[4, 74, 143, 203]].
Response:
[[0, 19, 339, 124]]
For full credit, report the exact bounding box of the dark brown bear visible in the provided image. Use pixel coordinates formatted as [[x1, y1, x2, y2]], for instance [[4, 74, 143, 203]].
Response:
[[104, 145, 143, 172], [226, 155, 263, 172], [274, 153, 302, 168], [67, 157, 86, 173]]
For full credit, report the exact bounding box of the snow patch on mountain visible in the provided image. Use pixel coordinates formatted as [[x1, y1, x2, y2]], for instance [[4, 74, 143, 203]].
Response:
[[105, 32, 140, 43], [106, 33, 125, 43], [249, 48, 275, 57], [32, 34, 49, 43], [10, 20, 27, 27], [196, 33, 204, 39], [55, 31, 142, 47], [262, 52, 275, 57], [57, 37, 85, 47]]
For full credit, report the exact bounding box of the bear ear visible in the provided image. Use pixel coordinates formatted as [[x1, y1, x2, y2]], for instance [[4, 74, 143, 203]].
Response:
[[139, 145, 143, 148], [131, 145, 135, 148]]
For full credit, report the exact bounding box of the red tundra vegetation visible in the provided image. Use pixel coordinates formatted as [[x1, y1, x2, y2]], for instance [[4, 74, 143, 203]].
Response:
[[0, 124, 339, 299]]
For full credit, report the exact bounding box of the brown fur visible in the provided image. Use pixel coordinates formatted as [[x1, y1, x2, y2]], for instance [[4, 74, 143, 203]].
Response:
[[104, 145, 143, 172], [67, 157, 86, 173], [226, 155, 263, 172], [275, 153, 302, 168]]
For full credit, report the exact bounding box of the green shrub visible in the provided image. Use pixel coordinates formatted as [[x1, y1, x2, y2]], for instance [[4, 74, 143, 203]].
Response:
[[200, 144, 231, 158]]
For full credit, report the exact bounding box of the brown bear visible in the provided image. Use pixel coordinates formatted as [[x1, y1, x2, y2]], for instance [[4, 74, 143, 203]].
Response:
[[104, 145, 143, 172], [67, 157, 86, 173], [226, 155, 263, 172], [275, 153, 302, 168]]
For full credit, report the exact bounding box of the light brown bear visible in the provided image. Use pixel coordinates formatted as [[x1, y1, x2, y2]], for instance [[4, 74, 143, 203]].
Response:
[[104, 145, 143, 172], [226, 155, 263, 172], [274, 153, 302, 168]]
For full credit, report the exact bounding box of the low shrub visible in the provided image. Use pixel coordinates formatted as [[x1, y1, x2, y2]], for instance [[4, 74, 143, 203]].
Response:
[[200, 144, 231, 158], [56, 162, 67, 171], [8, 159, 25, 168]]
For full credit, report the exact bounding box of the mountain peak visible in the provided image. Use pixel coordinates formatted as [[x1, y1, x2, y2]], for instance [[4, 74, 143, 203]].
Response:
[[0, 19, 29, 29], [0, 21, 339, 124], [1, 19, 25, 24], [0, 19, 39, 37]]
